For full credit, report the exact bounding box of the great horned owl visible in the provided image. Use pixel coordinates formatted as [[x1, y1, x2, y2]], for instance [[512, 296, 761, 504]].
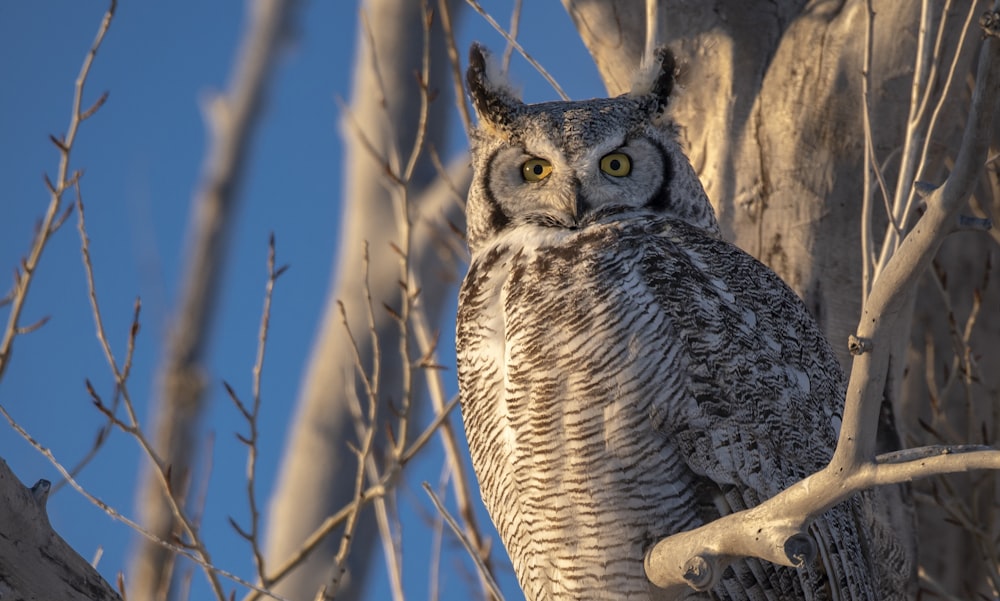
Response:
[[456, 43, 910, 600]]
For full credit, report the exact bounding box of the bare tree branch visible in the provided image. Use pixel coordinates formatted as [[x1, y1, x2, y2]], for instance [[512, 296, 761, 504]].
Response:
[[423, 482, 506, 601], [262, 1, 467, 598], [226, 234, 287, 588], [131, 1, 301, 599], [0, 0, 115, 382], [465, 0, 568, 99], [76, 177, 229, 600], [842, 9, 1000, 470]]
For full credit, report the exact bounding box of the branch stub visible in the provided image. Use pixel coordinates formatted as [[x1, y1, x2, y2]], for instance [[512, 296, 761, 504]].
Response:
[[783, 533, 817, 567], [682, 555, 714, 590], [31, 478, 51, 510], [980, 10, 1000, 38], [847, 334, 873, 356]]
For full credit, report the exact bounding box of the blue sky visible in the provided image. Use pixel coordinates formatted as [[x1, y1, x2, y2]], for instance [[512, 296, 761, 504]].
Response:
[[0, 2, 606, 600]]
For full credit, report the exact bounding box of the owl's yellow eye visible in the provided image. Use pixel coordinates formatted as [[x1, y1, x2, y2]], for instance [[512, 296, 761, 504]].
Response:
[[600, 152, 632, 177], [522, 158, 553, 182]]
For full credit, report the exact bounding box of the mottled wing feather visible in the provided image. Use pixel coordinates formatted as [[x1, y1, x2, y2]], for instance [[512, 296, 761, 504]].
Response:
[[638, 219, 879, 600]]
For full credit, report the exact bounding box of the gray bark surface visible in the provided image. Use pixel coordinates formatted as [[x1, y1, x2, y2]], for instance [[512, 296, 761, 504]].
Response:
[[0, 459, 121, 601]]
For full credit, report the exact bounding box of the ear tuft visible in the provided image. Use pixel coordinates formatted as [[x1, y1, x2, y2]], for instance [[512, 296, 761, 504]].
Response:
[[630, 46, 677, 113], [467, 43, 522, 133]]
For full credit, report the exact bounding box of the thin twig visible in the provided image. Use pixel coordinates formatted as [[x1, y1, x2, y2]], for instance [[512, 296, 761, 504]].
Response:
[[317, 249, 383, 600], [427, 465, 450, 601], [402, 2, 434, 184], [465, 0, 568, 99], [76, 182, 129, 386], [422, 483, 506, 601], [919, 565, 976, 601], [51, 275, 137, 495], [410, 304, 496, 596], [885, 0, 935, 233], [913, 0, 954, 127], [134, 2, 300, 596], [388, 0, 435, 462], [438, 0, 473, 135], [358, 8, 405, 178], [401, 395, 461, 464], [74, 141, 227, 601], [861, 2, 898, 237], [501, 0, 523, 73], [369, 461, 406, 601], [0, 0, 115, 382], [227, 234, 286, 587], [876, 0, 979, 281], [898, 0, 980, 233], [242, 381, 470, 601], [242, 484, 389, 601], [861, 0, 877, 304]]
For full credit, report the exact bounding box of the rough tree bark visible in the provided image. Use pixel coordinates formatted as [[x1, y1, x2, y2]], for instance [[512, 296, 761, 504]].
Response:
[[262, 1, 468, 599], [0, 459, 120, 601]]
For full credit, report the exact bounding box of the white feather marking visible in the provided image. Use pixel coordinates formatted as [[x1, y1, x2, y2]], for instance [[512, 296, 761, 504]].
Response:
[[793, 368, 811, 395], [763, 333, 781, 354], [483, 221, 574, 254], [831, 414, 843, 438], [709, 277, 735, 303]]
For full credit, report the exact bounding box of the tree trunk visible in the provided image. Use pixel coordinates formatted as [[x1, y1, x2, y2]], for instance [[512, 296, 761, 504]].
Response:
[[567, 0, 996, 597]]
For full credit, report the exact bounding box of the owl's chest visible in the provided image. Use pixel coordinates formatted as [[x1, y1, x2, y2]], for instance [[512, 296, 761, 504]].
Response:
[[456, 233, 703, 600], [457, 233, 672, 472]]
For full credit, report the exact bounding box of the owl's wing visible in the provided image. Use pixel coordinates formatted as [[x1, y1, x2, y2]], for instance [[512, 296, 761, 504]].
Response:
[[639, 218, 883, 600]]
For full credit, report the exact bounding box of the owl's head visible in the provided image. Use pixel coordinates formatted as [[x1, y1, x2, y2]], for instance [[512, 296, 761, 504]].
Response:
[[464, 43, 719, 255]]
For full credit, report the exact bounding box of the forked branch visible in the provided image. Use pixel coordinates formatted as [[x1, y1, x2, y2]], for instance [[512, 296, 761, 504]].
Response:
[[645, 11, 1000, 594], [0, 0, 115, 383]]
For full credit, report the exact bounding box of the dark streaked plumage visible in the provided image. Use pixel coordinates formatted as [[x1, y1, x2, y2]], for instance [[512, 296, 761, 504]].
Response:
[[456, 43, 910, 600]]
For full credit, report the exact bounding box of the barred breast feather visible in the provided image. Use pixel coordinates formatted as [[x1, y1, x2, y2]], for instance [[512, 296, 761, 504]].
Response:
[[456, 215, 902, 601]]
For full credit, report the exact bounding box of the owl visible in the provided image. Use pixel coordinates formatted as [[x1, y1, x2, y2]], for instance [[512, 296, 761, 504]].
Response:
[[455, 43, 911, 600]]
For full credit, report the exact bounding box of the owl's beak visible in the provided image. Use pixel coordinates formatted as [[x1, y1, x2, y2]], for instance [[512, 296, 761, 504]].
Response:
[[550, 178, 590, 228], [551, 198, 580, 228]]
